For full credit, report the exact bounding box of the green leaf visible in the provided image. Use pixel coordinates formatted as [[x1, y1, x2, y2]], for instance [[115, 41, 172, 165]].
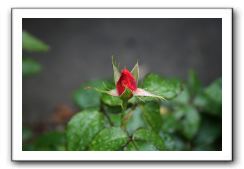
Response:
[[112, 56, 121, 85], [205, 78, 222, 104], [131, 61, 139, 83], [22, 127, 33, 142], [103, 105, 122, 127], [133, 128, 165, 150], [193, 114, 221, 150], [178, 106, 201, 140], [101, 93, 122, 106], [125, 107, 147, 135], [143, 73, 182, 99], [73, 80, 105, 109], [66, 110, 104, 150], [125, 141, 158, 151], [142, 102, 162, 133], [194, 78, 222, 116], [89, 127, 128, 151], [188, 70, 201, 96], [161, 113, 180, 133], [159, 132, 187, 151], [22, 31, 49, 52], [22, 57, 42, 77], [32, 132, 66, 151], [173, 85, 190, 105]]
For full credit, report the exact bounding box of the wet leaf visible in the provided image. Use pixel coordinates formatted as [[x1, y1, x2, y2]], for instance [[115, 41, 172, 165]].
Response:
[[66, 110, 104, 150], [142, 102, 162, 133], [132, 128, 165, 150], [89, 127, 128, 151], [143, 73, 182, 99]]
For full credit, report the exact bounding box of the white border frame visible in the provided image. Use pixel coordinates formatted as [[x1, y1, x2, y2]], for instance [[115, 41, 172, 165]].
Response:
[[12, 8, 232, 161]]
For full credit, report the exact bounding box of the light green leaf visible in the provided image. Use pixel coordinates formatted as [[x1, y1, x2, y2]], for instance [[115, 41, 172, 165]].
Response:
[[142, 102, 162, 133], [22, 57, 42, 77], [66, 110, 104, 150], [143, 73, 182, 99], [89, 127, 128, 151], [22, 31, 49, 52]]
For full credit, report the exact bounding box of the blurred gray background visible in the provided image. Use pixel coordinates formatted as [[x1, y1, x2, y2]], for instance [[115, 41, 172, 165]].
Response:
[[22, 18, 222, 124]]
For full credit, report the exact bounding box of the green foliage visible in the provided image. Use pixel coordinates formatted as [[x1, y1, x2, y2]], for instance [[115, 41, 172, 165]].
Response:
[[23, 131, 65, 151], [23, 69, 222, 151], [194, 78, 222, 116], [89, 127, 128, 150], [22, 57, 42, 77], [22, 31, 49, 77], [142, 102, 162, 133], [178, 105, 200, 140], [66, 110, 104, 150], [73, 81, 106, 110], [143, 73, 182, 99], [23, 31, 49, 52], [132, 128, 165, 150], [125, 107, 147, 135]]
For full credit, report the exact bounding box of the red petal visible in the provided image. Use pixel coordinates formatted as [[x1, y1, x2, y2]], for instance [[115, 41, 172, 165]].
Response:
[[116, 69, 137, 95]]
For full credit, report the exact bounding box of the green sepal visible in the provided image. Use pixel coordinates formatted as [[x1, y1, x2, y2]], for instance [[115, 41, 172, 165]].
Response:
[[112, 56, 121, 85], [131, 61, 139, 83]]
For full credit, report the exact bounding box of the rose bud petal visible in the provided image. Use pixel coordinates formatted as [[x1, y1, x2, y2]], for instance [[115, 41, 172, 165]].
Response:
[[116, 69, 137, 95]]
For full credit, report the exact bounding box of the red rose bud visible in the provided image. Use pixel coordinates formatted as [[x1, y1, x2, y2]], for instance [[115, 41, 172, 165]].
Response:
[[116, 69, 137, 95]]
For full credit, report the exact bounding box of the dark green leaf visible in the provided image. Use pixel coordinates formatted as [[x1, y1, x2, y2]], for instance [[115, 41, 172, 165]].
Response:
[[133, 128, 165, 150], [66, 110, 104, 150], [142, 102, 162, 133], [89, 127, 128, 150], [22, 57, 42, 77], [143, 73, 182, 99], [193, 114, 221, 150], [125, 107, 147, 135], [26, 132, 65, 151], [22, 31, 49, 52], [103, 105, 122, 127]]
